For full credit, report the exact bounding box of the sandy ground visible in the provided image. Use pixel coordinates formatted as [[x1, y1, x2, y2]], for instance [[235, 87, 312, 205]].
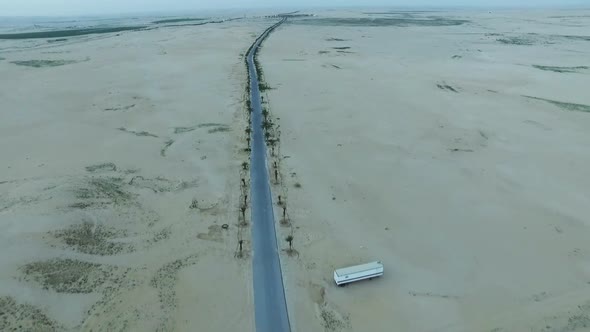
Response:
[[260, 9, 590, 332], [0, 18, 273, 331]]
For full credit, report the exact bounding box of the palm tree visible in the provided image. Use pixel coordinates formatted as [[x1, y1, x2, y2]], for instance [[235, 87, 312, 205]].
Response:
[[240, 205, 246, 220], [286, 235, 294, 250], [239, 239, 243, 252], [245, 128, 252, 148], [267, 138, 276, 147]]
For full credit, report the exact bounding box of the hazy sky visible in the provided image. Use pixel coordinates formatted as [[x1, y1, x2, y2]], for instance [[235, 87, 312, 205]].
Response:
[[0, 0, 587, 16]]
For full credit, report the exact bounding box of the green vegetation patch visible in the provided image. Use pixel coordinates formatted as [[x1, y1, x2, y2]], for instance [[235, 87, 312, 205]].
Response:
[[532, 65, 589, 73], [11, 59, 78, 68], [161, 139, 174, 157], [293, 17, 468, 27], [563, 314, 590, 330], [19, 259, 112, 293], [47, 38, 67, 43], [150, 255, 199, 312], [117, 127, 158, 137], [319, 306, 351, 332], [173, 123, 225, 134], [128, 175, 198, 192], [208, 125, 230, 134], [104, 104, 135, 111], [198, 122, 225, 128], [437, 83, 458, 92], [561, 35, 590, 41], [152, 17, 206, 24], [497, 37, 534, 45], [48, 222, 133, 256], [174, 126, 196, 134], [259, 82, 272, 91], [0, 26, 145, 39], [524, 95, 590, 113], [86, 162, 117, 173], [0, 296, 60, 331], [74, 177, 135, 206]]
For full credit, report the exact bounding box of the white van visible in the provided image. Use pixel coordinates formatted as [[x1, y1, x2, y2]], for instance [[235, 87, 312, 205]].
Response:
[[333, 261, 384, 286]]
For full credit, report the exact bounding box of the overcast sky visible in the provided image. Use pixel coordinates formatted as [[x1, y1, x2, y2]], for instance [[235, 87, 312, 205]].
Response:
[[1, 0, 587, 16]]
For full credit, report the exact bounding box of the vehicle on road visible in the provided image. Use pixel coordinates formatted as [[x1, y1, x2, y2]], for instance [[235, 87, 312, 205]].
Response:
[[334, 261, 384, 286]]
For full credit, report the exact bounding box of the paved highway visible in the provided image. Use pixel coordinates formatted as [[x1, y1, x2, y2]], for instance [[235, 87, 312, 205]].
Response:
[[247, 18, 291, 332]]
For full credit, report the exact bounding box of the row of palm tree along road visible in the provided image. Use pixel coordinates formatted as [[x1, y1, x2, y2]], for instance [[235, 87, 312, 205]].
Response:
[[244, 16, 291, 332]]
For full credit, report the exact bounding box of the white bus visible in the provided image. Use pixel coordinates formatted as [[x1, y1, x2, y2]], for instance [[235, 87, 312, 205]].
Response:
[[333, 261, 384, 286]]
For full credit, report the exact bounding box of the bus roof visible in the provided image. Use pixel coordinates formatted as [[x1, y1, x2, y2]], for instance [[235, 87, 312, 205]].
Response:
[[335, 261, 383, 277]]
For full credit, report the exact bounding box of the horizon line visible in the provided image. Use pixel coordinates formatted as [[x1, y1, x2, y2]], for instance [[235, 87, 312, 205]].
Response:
[[1, 4, 589, 18]]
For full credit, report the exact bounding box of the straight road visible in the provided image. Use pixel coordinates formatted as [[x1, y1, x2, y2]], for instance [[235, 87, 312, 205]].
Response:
[[247, 18, 291, 332]]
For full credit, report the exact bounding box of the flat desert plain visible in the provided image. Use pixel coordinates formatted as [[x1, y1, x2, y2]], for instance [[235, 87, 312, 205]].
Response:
[[260, 9, 590, 332], [0, 17, 279, 331], [1, 8, 590, 332]]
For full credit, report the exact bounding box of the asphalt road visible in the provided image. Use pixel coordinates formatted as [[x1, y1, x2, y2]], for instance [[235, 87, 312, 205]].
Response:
[[247, 18, 291, 332]]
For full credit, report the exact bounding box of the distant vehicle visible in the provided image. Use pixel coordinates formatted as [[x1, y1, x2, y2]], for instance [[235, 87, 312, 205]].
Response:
[[333, 261, 384, 286]]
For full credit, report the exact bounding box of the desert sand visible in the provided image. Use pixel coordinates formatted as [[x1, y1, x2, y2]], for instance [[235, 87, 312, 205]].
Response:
[[0, 16, 279, 331], [2, 8, 590, 332], [260, 9, 590, 332]]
